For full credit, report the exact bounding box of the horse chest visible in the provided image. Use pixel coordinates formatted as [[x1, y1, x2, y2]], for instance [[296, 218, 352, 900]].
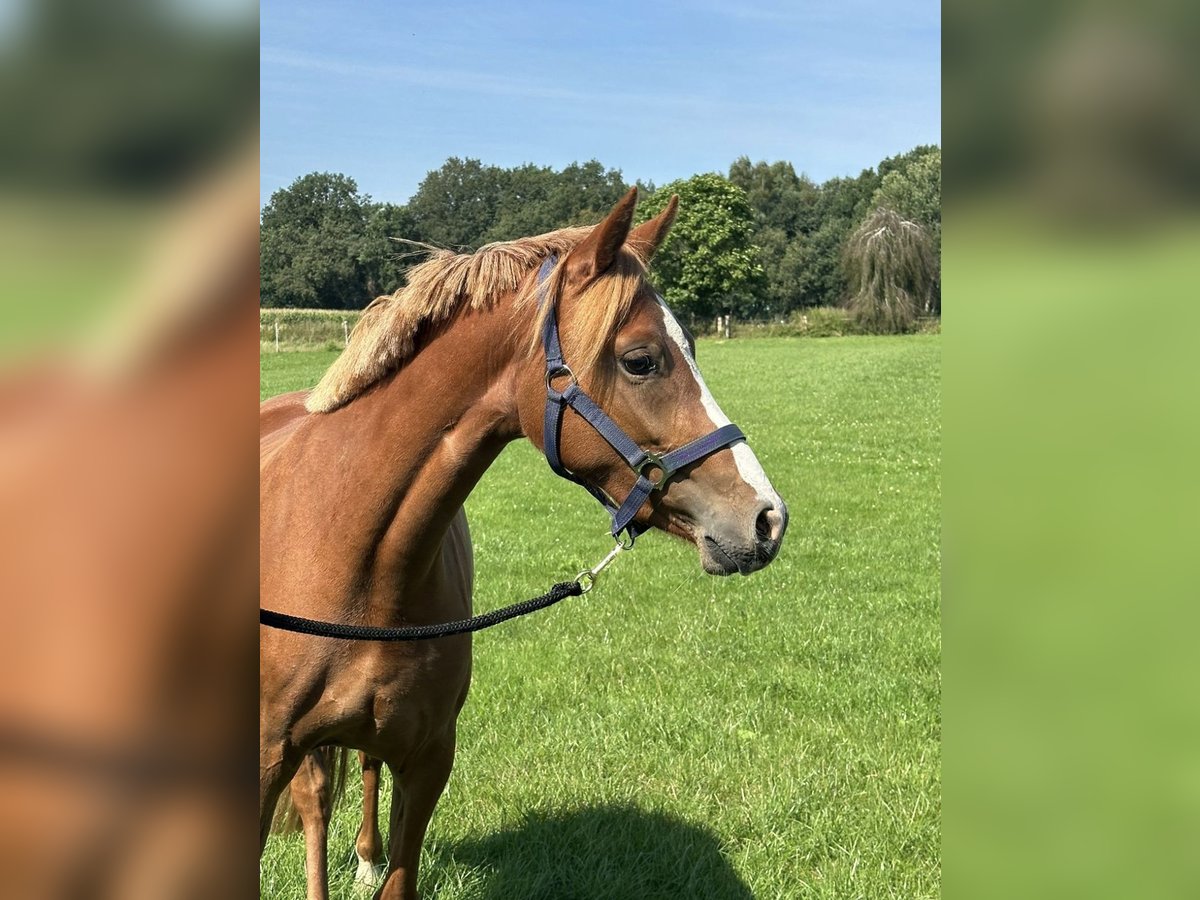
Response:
[[347, 640, 472, 745]]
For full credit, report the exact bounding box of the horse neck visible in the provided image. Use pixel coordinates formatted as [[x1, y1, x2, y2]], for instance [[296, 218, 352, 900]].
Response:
[[317, 296, 527, 598]]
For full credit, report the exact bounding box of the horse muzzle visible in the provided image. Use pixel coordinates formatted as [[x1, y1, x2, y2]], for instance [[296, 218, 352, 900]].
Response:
[[698, 499, 788, 576]]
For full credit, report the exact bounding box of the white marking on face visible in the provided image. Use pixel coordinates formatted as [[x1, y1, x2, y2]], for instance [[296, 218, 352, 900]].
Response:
[[656, 297, 781, 506]]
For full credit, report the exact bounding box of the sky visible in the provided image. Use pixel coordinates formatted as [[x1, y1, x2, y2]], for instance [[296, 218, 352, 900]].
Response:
[[261, 0, 940, 207]]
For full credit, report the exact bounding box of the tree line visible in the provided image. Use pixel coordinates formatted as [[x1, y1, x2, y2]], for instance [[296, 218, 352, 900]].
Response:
[[261, 147, 940, 331]]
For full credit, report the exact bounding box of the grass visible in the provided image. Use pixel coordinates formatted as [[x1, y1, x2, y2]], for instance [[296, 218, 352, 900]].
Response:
[[259, 335, 941, 899]]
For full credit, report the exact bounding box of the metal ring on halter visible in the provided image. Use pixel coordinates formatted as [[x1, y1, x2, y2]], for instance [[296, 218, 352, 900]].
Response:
[[636, 452, 670, 490], [545, 364, 575, 390]]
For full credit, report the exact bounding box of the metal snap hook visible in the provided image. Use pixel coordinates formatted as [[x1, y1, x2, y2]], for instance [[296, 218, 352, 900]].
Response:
[[574, 533, 630, 592]]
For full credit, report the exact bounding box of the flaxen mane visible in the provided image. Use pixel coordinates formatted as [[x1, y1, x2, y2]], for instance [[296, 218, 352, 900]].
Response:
[[306, 226, 650, 413]]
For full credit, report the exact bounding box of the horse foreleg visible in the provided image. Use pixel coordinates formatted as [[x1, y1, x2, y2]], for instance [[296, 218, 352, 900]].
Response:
[[291, 750, 335, 900], [355, 752, 387, 887], [374, 734, 456, 900]]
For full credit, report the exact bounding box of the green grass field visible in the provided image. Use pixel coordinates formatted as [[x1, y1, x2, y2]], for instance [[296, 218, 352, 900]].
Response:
[[259, 335, 941, 899]]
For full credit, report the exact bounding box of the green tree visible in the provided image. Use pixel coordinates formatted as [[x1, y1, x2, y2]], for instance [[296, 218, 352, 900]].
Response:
[[636, 174, 765, 321], [360, 202, 419, 297], [728, 158, 823, 315], [543, 160, 629, 228], [260, 172, 373, 309], [406, 157, 505, 249], [728, 157, 821, 236], [480, 162, 559, 241], [790, 218, 848, 308], [878, 144, 940, 180], [816, 170, 881, 230], [407, 157, 629, 249], [785, 168, 885, 308], [843, 206, 938, 333], [873, 147, 941, 312], [874, 147, 941, 243], [484, 160, 628, 242]]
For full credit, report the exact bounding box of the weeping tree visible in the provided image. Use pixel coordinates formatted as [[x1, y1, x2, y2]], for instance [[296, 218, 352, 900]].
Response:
[[842, 206, 938, 333]]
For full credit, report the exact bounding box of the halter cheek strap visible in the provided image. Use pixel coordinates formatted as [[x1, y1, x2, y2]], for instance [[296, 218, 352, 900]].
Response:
[[537, 255, 746, 544]]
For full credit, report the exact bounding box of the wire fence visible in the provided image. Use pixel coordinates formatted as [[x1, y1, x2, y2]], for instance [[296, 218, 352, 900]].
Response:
[[258, 306, 939, 351]]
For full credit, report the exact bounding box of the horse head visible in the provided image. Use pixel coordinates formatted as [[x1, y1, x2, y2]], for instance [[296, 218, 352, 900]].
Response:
[[517, 188, 788, 576]]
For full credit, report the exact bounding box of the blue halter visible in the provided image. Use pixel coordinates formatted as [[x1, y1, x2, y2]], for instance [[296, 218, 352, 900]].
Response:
[[537, 255, 746, 544]]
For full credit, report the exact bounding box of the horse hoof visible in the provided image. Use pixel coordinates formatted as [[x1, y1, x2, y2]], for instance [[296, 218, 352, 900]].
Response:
[[354, 856, 386, 888]]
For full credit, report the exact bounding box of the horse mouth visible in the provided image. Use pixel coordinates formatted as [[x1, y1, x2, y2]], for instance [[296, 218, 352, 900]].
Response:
[[701, 535, 746, 576], [701, 528, 783, 576]]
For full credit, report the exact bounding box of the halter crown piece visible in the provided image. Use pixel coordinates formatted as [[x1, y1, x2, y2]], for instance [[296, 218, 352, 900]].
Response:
[[537, 255, 746, 545]]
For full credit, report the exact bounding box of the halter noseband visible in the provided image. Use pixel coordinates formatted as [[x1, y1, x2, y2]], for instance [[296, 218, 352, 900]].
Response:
[[538, 255, 746, 545]]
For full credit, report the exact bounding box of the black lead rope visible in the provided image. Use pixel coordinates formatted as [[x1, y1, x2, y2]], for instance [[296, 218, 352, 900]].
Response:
[[259, 580, 584, 642]]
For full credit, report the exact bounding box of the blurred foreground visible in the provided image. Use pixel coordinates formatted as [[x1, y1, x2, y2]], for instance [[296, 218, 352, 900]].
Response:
[[945, 1, 1200, 898], [0, 1, 258, 897]]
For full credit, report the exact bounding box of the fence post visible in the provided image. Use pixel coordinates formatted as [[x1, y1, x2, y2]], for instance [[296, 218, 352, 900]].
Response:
[[274, 319, 280, 353], [342, 318, 349, 345], [724, 314, 731, 340]]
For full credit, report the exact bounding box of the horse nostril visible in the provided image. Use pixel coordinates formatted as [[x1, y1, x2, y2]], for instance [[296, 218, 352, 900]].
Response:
[[755, 509, 771, 542], [755, 503, 787, 545]]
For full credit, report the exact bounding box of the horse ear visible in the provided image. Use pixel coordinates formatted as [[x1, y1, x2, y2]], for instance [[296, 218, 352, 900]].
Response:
[[565, 186, 638, 285], [627, 195, 678, 262]]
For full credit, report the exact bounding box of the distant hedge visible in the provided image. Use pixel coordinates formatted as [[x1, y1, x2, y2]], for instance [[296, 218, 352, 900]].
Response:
[[259, 305, 938, 351], [705, 307, 939, 339], [260, 308, 361, 350]]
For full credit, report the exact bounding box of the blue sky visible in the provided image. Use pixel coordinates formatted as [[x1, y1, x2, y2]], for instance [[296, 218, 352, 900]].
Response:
[[261, 0, 939, 207]]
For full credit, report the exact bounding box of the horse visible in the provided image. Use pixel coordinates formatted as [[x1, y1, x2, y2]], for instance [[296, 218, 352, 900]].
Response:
[[259, 187, 788, 900]]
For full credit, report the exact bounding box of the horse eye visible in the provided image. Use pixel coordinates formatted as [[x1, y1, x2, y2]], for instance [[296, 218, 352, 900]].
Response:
[[621, 354, 657, 377]]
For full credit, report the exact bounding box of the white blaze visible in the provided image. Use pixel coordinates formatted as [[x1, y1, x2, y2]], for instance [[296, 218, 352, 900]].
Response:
[[657, 298, 781, 506]]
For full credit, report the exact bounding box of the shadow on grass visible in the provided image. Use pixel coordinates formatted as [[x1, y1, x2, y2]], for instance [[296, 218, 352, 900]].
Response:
[[428, 805, 754, 899]]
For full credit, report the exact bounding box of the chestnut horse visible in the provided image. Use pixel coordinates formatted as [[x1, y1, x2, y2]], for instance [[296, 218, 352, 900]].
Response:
[[260, 188, 788, 899]]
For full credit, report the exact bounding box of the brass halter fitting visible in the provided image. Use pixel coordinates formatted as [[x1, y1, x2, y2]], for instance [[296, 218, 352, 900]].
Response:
[[575, 533, 633, 593]]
